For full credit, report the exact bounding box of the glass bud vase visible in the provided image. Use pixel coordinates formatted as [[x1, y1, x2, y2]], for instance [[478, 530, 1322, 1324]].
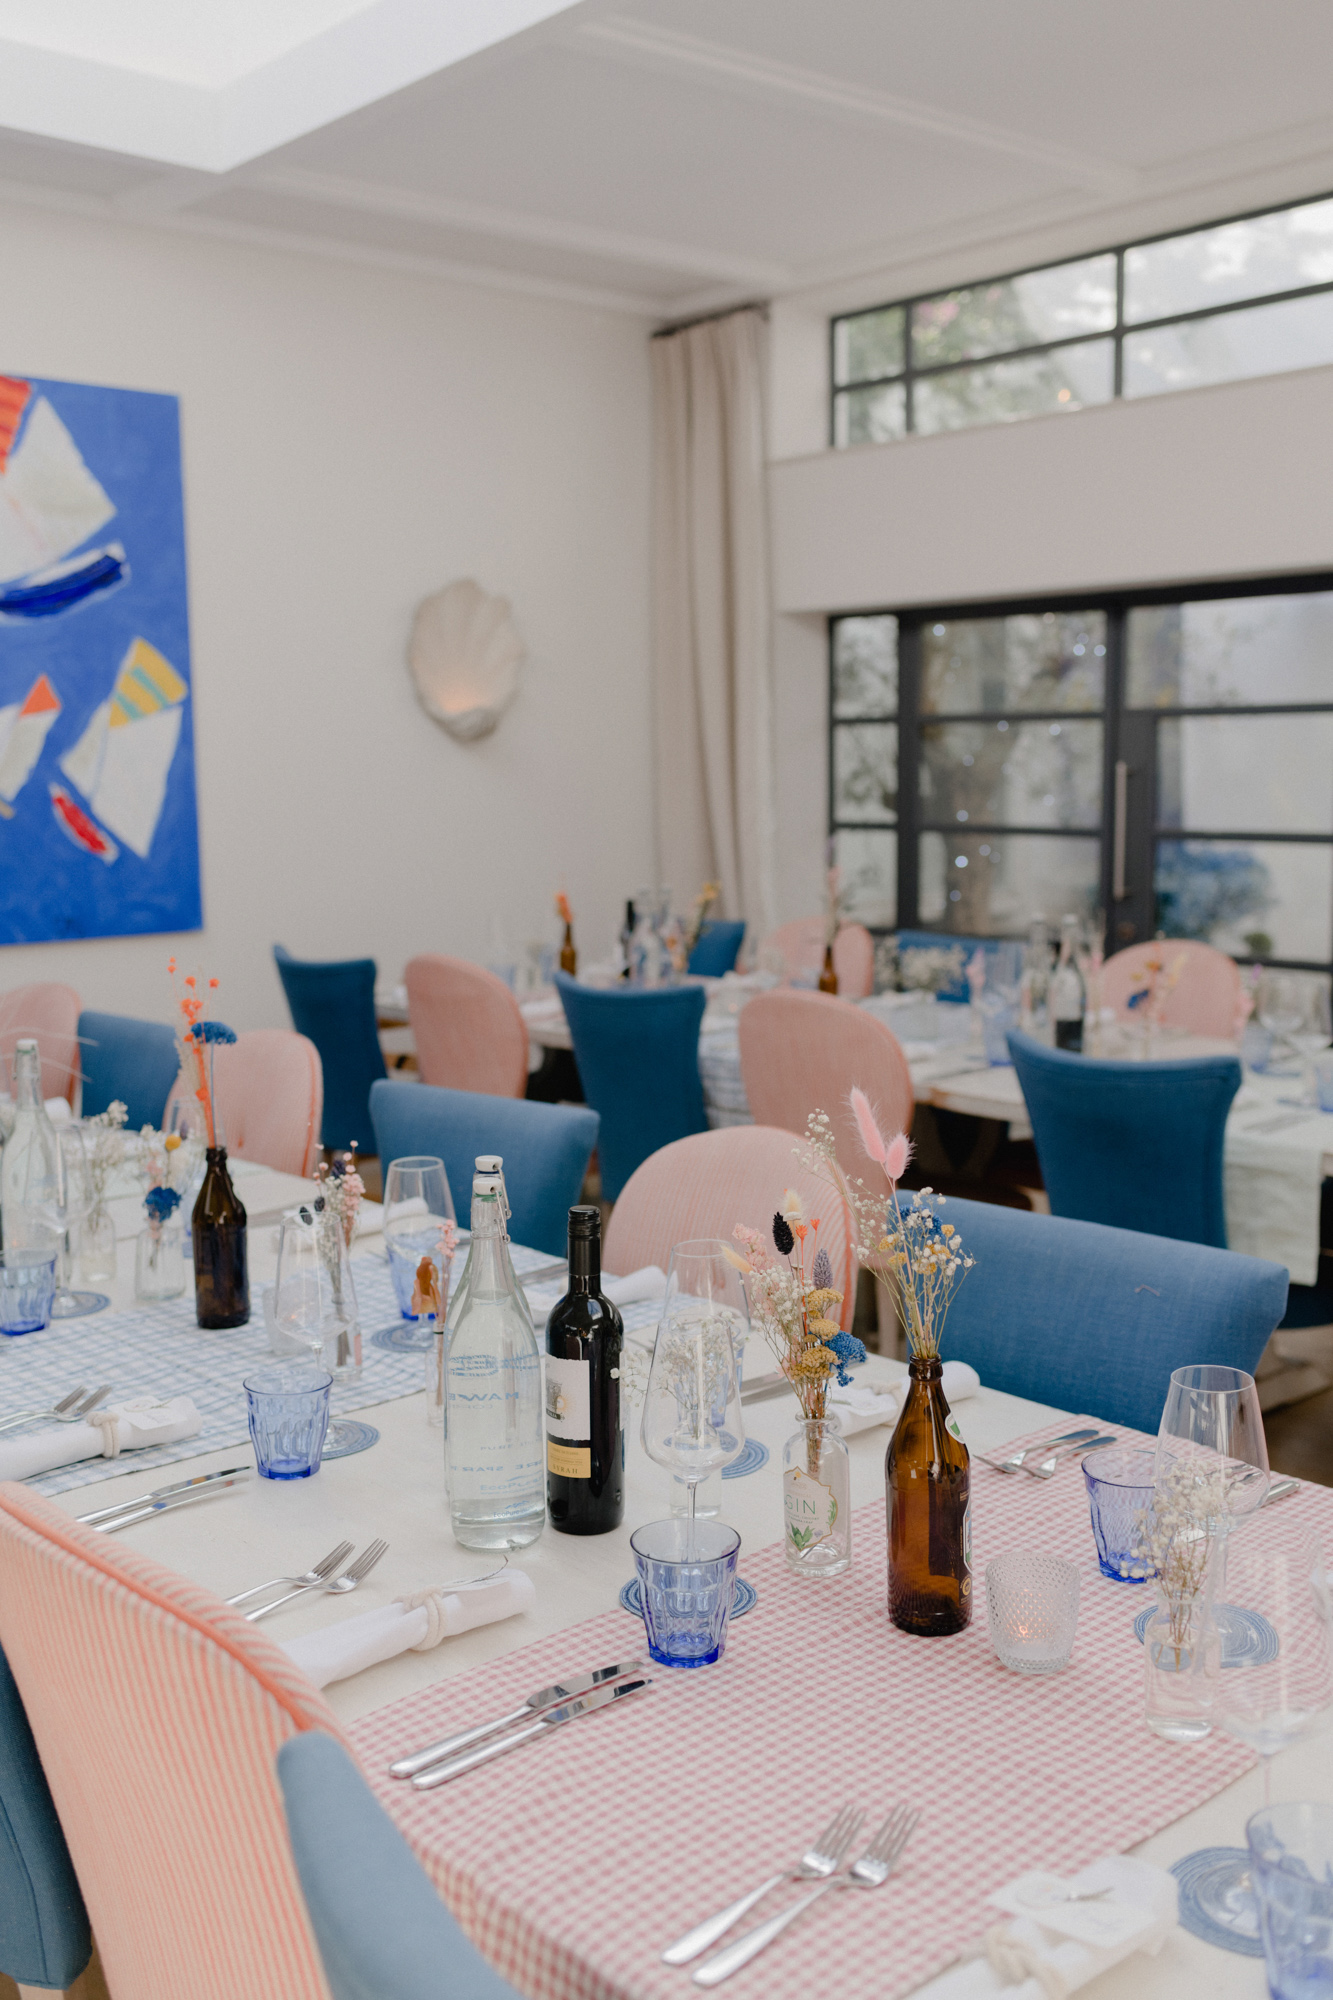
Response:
[[782, 1416, 851, 1578], [192, 1146, 250, 1329], [1143, 1584, 1220, 1743], [78, 1205, 117, 1284], [135, 1213, 185, 1302]]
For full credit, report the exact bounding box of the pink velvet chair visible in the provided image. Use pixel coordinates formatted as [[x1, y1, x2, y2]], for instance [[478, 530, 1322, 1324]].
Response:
[[0, 982, 81, 1105], [759, 919, 875, 1000], [1100, 939, 1243, 1039], [0, 1482, 343, 2000], [605, 1124, 859, 1332], [405, 955, 529, 1098], [166, 1028, 323, 1176], [739, 988, 914, 1202]]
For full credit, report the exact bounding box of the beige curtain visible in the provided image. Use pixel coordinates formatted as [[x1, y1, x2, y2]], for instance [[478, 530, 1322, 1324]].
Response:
[[651, 307, 776, 937]]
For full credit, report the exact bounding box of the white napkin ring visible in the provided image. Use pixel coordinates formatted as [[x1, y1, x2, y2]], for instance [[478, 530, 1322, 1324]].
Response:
[[396, 1588, 453, 1651], [86, 1410, 123, 1459], [984, 1924, 1070, 1999]]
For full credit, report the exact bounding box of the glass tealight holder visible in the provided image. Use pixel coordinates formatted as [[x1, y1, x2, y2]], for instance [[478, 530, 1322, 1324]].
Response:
[[135, 1214, 186, 1302], [0, 1251, 57, 1335], [985, 1551, 1080, 1674], [1082, 1444, 1158, 1582], [244, 1362, 332, 1480], [630, 1517, 740, 1668]]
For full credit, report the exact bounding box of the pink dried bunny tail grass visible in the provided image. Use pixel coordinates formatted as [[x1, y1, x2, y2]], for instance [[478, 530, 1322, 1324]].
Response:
[[850, 1085, 912, 1184]]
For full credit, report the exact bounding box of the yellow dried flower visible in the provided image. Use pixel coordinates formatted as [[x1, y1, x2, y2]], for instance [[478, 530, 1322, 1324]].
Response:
[[805, 1287, 842, 1314], [807, 1316, 841, 1338]]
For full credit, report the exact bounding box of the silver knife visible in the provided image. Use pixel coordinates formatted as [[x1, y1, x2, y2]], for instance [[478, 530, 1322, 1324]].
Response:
[[739, 1370, 789, 1405], [411, 1675, 652, 1790], [1021, 1432, 1119, 1478], [76, 1464, 252, 1526], [89, 1476, 252, 1531], [391, 1656, 646, 1777]]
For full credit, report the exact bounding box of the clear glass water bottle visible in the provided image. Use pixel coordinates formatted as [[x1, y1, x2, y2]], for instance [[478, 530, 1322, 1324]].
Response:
[[0, 1041, 61, 1253], [444, 1168, 545, 1550]]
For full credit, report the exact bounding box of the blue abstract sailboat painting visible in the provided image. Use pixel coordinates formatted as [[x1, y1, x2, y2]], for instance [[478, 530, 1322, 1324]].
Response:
[[0, 372, 200, 943]]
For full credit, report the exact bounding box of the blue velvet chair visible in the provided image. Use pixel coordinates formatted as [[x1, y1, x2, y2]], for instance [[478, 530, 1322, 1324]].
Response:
[[554, 973, 708, 1204], [369, 1080, 597, 1258], [687, 921, 745, 977], [76, 1009, 179, 1129], [274, 946, 387, 1154], [1007, 1029, 1242, 1248], [278, 1733, 518, 2000], [937, 1197, 1286, 1435], [0, 1639, 91, 1990]]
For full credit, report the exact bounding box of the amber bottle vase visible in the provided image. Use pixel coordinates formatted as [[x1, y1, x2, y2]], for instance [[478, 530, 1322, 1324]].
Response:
[[192, 1146, 250, 1329], [886, 1354, 972, 1635]]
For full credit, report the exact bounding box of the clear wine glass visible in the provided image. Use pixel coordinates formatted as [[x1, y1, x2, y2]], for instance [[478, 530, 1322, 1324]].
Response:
[[1258, 972, 1306, 1068], [1287, 978, 1333, 1101], [641, 1240, 746, 1546], [1155, 1364, 1270, 1526], [1189, 1527, 1333, 1946], [271, 1213, 362, 1452], [49, 1126, 105, 1318], [383, 1156, 456, 1340]]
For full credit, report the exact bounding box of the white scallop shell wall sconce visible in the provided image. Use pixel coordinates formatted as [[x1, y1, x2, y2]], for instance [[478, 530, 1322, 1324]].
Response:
[[407, 579, 524, 742]]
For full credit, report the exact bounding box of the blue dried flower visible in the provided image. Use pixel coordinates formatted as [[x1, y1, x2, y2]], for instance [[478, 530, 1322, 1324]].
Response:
[[1125, 988, 1147, 1010], [822, 1328, 867, 1387], [144, 1185, 181, 1221], [772, 1212, 794, 1257], [812, 1247, 833, 1290], [193, 1020, 237, 1045]]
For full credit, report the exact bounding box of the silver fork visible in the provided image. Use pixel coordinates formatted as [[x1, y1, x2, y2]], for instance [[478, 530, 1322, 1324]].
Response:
[[1023, 1432, 1118, 1479], [0, 1383, 112, 1433], [662, 1805, 864, 1964], [692, 1806, 919, 1987], [977, 1427, 1098, 1474], [245, 1539, 389, 1621], [225, 1541, 355, 1606]]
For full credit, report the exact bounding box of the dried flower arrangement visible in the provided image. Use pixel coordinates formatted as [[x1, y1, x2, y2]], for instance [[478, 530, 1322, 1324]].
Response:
[[168, 959, 234, 1148], [852, 1088, 975, 1360]]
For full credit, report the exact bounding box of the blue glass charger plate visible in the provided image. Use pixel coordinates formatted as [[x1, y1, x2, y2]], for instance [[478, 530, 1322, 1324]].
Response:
[[371, 1321, 434, 1354], [620, 1576, 756, 1620], [322, 1420, 380, 1460], [1171, 1847, 1264, 1956], [1133, 1601, 1279, 1667], [722, 1440, 769, 1479], [49, 1292, 111, 1319]]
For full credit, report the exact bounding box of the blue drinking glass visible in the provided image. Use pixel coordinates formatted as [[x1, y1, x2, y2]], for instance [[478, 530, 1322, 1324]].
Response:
[[244, 1362, 332, 1479], [0, 1251, 57, 1335], [1248, 1802, 1333, 2000], [630, 1517, 740, 1668], [1082, 1444, 1159, 1582]]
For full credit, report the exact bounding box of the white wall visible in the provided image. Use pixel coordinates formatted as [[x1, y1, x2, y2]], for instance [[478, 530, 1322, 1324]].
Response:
[[765, 356, 1333, 915], [0, 200, 655, 1029]]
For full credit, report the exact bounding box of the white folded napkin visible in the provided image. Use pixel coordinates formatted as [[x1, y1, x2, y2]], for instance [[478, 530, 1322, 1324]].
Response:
[[829, 1361, 980, 1436], [527, 1265, 667, 1328], [915, 1854, 1176, 1997], [0, 1395, 203, 1482], [280, 1570, 536, 1689]]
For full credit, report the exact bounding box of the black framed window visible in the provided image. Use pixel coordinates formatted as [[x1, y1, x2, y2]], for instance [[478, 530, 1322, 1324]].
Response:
[[830, 576, 1333, 973], [832, 191, 1333, 446]]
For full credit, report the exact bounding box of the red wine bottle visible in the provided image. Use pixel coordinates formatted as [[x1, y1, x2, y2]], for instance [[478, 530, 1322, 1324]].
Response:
[[545, 1206, 624, 1535]]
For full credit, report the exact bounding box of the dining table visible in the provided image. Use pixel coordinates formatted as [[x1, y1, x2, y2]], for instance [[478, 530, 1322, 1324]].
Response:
[[13, 1174, 1328, 2000]]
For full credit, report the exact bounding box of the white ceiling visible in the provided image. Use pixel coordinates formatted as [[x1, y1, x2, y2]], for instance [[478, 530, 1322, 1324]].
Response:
[[1, 0, 1332, 318]]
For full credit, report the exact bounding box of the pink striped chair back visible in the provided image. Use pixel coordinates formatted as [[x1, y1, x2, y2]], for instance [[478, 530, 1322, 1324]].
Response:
[[0, 982, 80, 1105], [166, 1028, 323, 1175], [1101, 939, 1243, 1039], [740, 988, 914, 1204], [605, 1125, 859, 1333], [759, 919, 875, 1000], [405, 954, 529, 1097], [0, 1483, 342, 2000]]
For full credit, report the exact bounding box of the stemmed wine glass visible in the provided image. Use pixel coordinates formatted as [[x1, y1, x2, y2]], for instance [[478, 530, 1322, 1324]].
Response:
[[49, 1126, 106, 1317], [1258, 972, 1307, 1071], [641, 1241, 747, 1545], [1155, 1363, 1271, 1529], [1287, 978, 1332, 1099], [271, 1212, 361, 1452], [1188, 1527, 1333, 1946], [383, 1156, 457, 1342]]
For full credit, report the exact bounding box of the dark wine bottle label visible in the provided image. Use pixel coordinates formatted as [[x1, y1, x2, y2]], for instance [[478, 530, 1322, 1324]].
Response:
[[547, 1441, 591, 1478]]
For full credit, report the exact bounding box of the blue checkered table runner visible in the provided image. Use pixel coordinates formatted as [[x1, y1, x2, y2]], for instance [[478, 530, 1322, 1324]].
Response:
[[2, 1247, 663, 1499]]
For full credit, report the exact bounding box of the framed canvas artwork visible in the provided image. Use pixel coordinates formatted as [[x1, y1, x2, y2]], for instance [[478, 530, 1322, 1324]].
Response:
[[0, 371, 200, 943]]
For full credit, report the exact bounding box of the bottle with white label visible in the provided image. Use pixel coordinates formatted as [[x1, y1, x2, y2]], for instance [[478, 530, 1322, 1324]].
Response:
[[545, 1205, 624, 1535], [443, 1170, 544, 1550]]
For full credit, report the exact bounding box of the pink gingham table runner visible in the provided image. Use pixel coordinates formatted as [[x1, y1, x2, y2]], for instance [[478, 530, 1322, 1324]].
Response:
[[348, 1420, 1333, 2000]]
